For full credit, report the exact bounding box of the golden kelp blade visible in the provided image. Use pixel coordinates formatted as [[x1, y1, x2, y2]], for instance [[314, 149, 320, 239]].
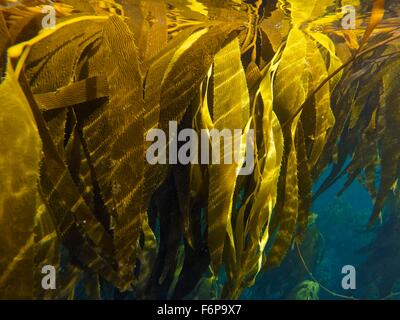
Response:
[[4, 15, 133, 291], [0, 61, 42, 299], [14, 12, 121, 263], [260, 9, 290, 52], [359, 0, 386, 50], [295, 122, 312, 239], [101, 16, 145, 286], [75, 15, 145, 288], [273, 27, 309, 123], [143, 26, 202, 208], [267, 117, 300, 268], [266, 27, 307, 268], [287, 0, 335, 26], [144, 22, 245, 212], [302, 35, 335, 167], [33, 192, 60, 299], [185, 0, 208, 17], [224, 55, 284, 298], [159, 22, 244, 132], [207, 37, 250, 274], [120, 0, 168, 67], [0, 12, 10, 75]]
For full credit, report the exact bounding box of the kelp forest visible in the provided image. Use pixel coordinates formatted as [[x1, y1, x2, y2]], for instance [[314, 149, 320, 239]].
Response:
[[0, 0, 400, 300]]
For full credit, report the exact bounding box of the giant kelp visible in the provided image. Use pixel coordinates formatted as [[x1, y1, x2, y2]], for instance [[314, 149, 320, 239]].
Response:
[[0, 0, 399, 299]]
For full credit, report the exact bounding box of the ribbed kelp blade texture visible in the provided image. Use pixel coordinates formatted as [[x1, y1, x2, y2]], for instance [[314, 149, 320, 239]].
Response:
[[207, 37, 250, 274]]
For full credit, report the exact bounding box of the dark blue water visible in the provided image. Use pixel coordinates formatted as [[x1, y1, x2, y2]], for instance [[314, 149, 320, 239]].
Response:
[[243, 162, 395, 300]]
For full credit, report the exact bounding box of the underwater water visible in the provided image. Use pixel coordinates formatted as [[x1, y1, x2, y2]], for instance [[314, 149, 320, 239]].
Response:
[[0, 0, 400, 301], [245, 166, 376, 300]]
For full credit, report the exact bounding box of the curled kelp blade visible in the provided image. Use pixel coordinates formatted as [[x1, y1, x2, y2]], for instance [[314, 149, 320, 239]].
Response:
[[223, 54, 284, 298]]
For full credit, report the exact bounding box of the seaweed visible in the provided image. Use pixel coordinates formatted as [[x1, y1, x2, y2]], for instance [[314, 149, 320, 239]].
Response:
[[0, 0, 399, 299]]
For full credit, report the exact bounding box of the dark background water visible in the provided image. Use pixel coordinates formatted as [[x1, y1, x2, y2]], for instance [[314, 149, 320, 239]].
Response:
[[244, 163, 400, 300]]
